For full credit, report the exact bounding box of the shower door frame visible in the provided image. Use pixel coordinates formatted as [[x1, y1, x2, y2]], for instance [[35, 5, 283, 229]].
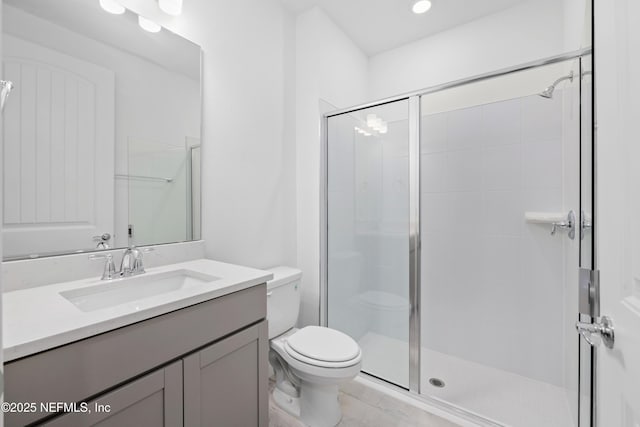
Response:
[[320, 47, 594, 420]]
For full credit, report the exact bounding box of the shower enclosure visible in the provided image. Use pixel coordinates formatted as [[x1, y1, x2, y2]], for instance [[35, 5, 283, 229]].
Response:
[[322, 50, 594, 427], [127, 137, 201, 246]]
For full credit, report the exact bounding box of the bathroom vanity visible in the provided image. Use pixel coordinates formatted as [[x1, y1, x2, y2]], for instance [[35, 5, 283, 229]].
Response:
[[3, 259, 271, 427]]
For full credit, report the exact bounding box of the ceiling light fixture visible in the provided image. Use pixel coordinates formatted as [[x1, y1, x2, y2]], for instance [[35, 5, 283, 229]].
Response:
[[159, 0, 183, 16], [138, 15, 162, 33], [99, 0, 125, 15], [412, 0, 432, 14]]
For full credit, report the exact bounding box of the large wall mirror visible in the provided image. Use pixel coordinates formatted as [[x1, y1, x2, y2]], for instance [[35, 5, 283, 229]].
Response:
[[2, 0, 202, 260]]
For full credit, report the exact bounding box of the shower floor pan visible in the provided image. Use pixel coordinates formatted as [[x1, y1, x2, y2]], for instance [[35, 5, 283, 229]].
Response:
[[358, 332, 572, 427]]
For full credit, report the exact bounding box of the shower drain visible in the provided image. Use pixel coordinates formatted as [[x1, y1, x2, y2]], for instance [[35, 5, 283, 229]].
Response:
[[428, 377, 445, 388]]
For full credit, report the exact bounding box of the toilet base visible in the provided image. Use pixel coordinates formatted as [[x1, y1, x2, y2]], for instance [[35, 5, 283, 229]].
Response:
[[299, 381, 342, 427], [273, 387, 300, 418], [272, 383, 342, 427]]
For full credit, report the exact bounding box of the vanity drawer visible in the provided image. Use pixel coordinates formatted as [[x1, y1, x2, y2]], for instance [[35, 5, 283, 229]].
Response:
[[4, 284, 266, 426]]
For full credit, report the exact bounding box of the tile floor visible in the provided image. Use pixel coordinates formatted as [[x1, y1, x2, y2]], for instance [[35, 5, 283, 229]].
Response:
[[269, 379, 461, 427]]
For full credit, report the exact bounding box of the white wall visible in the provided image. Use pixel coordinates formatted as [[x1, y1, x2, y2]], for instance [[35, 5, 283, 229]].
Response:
[[118, 0, 298, 270], [368, 0, 569, 101], [295, 7, 368, 326], [563, 0, 591, 52]]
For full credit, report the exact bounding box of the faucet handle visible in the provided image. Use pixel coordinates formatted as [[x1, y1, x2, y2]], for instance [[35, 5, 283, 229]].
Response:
[[133, 247, 154, 274], [89, 253, 118, 280]]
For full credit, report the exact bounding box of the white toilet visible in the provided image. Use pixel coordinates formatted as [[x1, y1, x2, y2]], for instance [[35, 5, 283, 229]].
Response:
[[266, 266, 362, 427]]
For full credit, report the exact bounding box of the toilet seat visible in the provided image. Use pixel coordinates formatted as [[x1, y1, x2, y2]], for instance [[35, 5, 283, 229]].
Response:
[[273, 327, 362, 370], [284, 326, 361, 368], [284, 342, 361, 369], [286, 326, 360, 363]]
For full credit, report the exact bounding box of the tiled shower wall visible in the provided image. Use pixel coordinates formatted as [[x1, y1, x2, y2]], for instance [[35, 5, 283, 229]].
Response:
[[420, 90, 573, 386]]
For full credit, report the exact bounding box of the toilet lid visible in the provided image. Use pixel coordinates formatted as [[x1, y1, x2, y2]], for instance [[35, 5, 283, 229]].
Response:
[[286, 326, 360, 363]]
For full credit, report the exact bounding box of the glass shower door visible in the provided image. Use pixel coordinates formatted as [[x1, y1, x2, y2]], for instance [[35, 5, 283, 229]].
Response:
[[326, 99, 411, 388]]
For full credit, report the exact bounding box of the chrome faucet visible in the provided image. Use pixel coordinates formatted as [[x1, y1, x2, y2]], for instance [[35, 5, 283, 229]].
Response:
[[120, 246, 143, 277], [89, 246, 154, 280]]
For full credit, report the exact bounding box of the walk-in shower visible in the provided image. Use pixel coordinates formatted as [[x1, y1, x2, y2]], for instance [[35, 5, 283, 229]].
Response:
[[322, 49, 594, 427]]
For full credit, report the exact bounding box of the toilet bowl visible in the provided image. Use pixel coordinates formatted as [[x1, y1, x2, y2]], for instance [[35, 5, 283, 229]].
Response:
[[266, 267, 362, 427]]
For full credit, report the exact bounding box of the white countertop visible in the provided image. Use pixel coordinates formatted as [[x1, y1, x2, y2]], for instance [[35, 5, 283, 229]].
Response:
[[3, 259, 272, 362]]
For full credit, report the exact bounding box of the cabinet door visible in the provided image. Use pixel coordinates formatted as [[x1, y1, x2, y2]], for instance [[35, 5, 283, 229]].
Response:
[[183, 320, 268, 427], [43, 361, 183, 427]]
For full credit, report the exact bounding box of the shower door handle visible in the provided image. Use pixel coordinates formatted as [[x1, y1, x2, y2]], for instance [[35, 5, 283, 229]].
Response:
[[576, 316, 615, 349], [550, 210, 576, 239]]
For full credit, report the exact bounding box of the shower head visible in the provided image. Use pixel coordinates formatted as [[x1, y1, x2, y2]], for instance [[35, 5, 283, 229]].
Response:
[[0, 80, 14, 112], [538, 70, 574, 99], [539, 87, 554, 99]]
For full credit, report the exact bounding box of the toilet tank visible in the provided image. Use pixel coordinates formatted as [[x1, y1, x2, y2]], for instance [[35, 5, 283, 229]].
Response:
[[265, 266, 302, 339]]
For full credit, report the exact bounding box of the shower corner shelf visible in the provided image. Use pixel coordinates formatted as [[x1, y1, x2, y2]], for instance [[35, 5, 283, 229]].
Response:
[[524, 212, 566, 224]]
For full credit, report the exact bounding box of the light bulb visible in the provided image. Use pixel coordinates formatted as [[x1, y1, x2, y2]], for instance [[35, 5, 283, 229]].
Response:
[[99, 0, 125, 15], [138, 15, 162, 33], [159, 0, 183, 16], [412, 0, 432, 14]]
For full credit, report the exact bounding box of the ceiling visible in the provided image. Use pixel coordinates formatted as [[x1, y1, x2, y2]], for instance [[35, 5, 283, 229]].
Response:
[[280, 0, 530, 56]]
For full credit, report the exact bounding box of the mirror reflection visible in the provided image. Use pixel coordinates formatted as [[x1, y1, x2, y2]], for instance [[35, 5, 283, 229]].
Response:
[[2, 0, 201, 260]]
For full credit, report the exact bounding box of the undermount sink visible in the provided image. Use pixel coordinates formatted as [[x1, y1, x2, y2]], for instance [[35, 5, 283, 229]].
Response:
[[60, 269, 220, 312]]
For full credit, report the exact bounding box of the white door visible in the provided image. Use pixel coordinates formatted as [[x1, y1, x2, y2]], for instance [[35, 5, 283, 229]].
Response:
[[2, 35, 115, 257], [593, 0, 640, 425]]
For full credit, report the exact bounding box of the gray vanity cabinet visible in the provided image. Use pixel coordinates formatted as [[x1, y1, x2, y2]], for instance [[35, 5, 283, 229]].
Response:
[[4, 284, 268, 427], [184, 321, 269, 427], [43, 361, 183, 427]]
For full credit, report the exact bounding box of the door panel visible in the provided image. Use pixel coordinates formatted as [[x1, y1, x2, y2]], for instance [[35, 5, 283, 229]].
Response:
[[326, 99, 411, 388], [594, 0, 640, 425], [183, 321, 269, 427], [43, 361, 183, 427], [2, 35, 114, 258]]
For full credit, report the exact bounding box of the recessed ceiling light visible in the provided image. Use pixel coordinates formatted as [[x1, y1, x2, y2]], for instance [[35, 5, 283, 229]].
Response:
[[99, 0, 125, 15], [412, 0, 432, 14], [138, 15, 162, 33]]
